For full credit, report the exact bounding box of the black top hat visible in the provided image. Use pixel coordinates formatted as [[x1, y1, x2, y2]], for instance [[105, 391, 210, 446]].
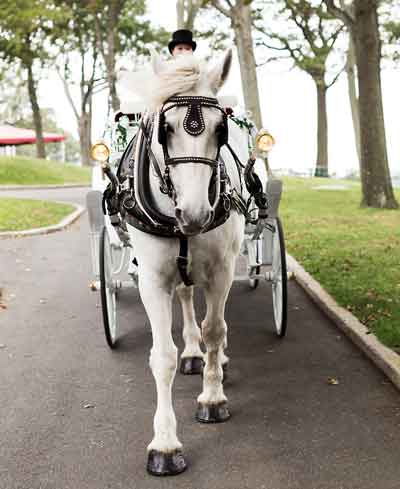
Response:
[[168, 29, 197, 54]]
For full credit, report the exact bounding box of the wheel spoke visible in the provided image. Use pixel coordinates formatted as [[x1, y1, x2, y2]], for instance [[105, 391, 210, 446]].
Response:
[[100, 227, 118, 348], [270, 218, 288, 338]]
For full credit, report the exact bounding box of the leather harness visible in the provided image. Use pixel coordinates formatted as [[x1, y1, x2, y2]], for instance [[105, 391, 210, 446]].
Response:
[[103, 95, 266, 286]]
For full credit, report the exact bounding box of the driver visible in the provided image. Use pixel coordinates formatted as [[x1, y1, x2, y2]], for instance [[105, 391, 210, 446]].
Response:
[[168, 29, 197, 57]]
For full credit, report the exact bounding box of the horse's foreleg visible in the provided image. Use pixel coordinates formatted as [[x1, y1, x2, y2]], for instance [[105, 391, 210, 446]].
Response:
[[176, 284, 204, 375], [139, 276, 186, 476], [196, 262, 234, 423]]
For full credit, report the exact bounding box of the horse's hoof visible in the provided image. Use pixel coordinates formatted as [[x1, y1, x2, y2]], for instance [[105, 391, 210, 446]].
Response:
[[147, 449, 187, 476], [196, 401, 231, 423], [180, 356, 204, 375]]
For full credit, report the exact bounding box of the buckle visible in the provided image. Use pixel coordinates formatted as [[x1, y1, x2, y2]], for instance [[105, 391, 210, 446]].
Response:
[[176, 255, 188, 267]]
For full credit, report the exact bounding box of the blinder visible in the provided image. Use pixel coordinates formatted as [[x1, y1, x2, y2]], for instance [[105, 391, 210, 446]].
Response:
[[218, 113, 228, 147], [157, 110, 168, 147]]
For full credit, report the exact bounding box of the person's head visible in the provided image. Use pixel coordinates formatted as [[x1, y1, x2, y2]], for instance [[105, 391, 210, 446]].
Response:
[[168, 29, 197, 57], [172, 43, 193, 56]]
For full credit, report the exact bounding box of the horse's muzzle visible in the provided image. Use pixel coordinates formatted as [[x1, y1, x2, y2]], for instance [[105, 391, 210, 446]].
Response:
[[175, 207, 213, 235]]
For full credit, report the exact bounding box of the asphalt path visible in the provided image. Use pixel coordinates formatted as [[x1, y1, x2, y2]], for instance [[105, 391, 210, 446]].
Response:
[[1, 188, 400, 489]]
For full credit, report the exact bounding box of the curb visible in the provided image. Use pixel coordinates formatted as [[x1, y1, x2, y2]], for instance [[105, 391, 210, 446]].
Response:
[[0, 184, 90, 191], [287, 254, 400, 390], [0, 202, 86, 239]]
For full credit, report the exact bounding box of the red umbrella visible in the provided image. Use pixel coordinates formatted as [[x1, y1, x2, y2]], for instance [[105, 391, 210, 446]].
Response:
[[0, 125, 66, 146]]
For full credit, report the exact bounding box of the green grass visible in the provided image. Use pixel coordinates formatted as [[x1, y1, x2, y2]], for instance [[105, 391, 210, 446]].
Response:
[[280, 177, 400, 350], [0, 198, 75, 231], [0, 156, 90, 185]]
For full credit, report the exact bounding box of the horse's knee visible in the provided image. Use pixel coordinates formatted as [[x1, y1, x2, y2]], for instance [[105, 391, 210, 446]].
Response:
[[149, 345, 178, 380], [202, 318, 226, 349]]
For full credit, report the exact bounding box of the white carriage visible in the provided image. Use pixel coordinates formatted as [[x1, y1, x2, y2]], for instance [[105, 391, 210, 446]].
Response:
[[87, 105, 141, 347]]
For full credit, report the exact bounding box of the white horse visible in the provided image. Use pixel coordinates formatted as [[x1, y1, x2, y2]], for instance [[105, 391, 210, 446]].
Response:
[[125, 50, 253, 475]]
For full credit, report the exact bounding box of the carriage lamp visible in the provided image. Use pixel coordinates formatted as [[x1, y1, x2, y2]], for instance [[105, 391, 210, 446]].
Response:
[[255, 130, 275, 153], [90, 142, 110, 163]]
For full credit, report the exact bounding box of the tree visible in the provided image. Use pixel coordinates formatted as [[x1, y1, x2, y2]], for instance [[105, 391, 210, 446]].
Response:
[[0, 1, 63, 158], [0, 65, 32, 125], [382, 0, 400, 62], [0, 69, 79, 163], [255, 0, 343, 177], [339, 0, 361, 167], [177, 0, 204, 28], [207, 0, 263, 128], [90, 0, 169, 111], [16, 108, 80, 163], [325, 0, 398, 208], [176, 1, 231, 57], [55, 1, 105, 166]]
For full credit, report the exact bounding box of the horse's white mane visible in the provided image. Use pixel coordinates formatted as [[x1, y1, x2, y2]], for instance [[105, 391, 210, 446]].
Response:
[[118, 53, 205, 111]]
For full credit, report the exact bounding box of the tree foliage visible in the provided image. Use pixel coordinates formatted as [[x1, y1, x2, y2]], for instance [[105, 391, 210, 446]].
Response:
[[255, 0, 343, 85], [87, 0, 169, 110], [0, 0, 66, 158]]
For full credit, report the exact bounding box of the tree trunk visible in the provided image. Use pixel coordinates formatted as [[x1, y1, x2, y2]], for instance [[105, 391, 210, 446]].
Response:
[[231, 4, 263, 129], [107, 68, 119, 112], [353, 0, 398, 208], [314, 78, 329, 177], [345, 34, 361, 167], [26, 64, 46, 159], [176, 0, 200, 29], [78, 113, 92, 166], [339, 0, 361, 167], [103, 0, 120, 112], [177, 0, 185, 28]]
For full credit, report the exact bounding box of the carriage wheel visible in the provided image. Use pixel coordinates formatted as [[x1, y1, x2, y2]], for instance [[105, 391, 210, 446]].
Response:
[[99, 226, 118, 348], [271, 217, 288, 338]]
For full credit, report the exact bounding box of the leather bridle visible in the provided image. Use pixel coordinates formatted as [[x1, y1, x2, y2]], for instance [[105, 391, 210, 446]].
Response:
[[158, 95, 228, 167], [104, 94, 261, 286], [139, 95, 229, 204]]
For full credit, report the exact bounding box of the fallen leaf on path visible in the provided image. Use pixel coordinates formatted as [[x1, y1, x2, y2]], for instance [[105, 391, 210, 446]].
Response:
[[83, 403, 95, 409], [0, 304, 7, 310], [327, 377, 339, 385]]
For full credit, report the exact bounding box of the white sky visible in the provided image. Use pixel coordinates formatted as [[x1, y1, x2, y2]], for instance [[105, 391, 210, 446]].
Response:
[[40, 0, 400, 177]]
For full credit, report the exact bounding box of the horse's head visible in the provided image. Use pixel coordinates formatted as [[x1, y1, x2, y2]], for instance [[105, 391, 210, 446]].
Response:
[[151, 50, 232, 235]]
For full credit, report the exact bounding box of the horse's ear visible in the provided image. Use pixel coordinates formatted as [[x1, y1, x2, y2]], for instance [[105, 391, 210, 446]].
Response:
[[208, 49, 232, 94], [150, 49, 164, 76]]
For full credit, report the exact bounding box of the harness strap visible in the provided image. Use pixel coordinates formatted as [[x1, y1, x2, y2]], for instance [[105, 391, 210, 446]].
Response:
[[165, 156, 219, 168], [225, 142, 245, 193], [177, 237, 194, 286], [139, 119, 169, 193]]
